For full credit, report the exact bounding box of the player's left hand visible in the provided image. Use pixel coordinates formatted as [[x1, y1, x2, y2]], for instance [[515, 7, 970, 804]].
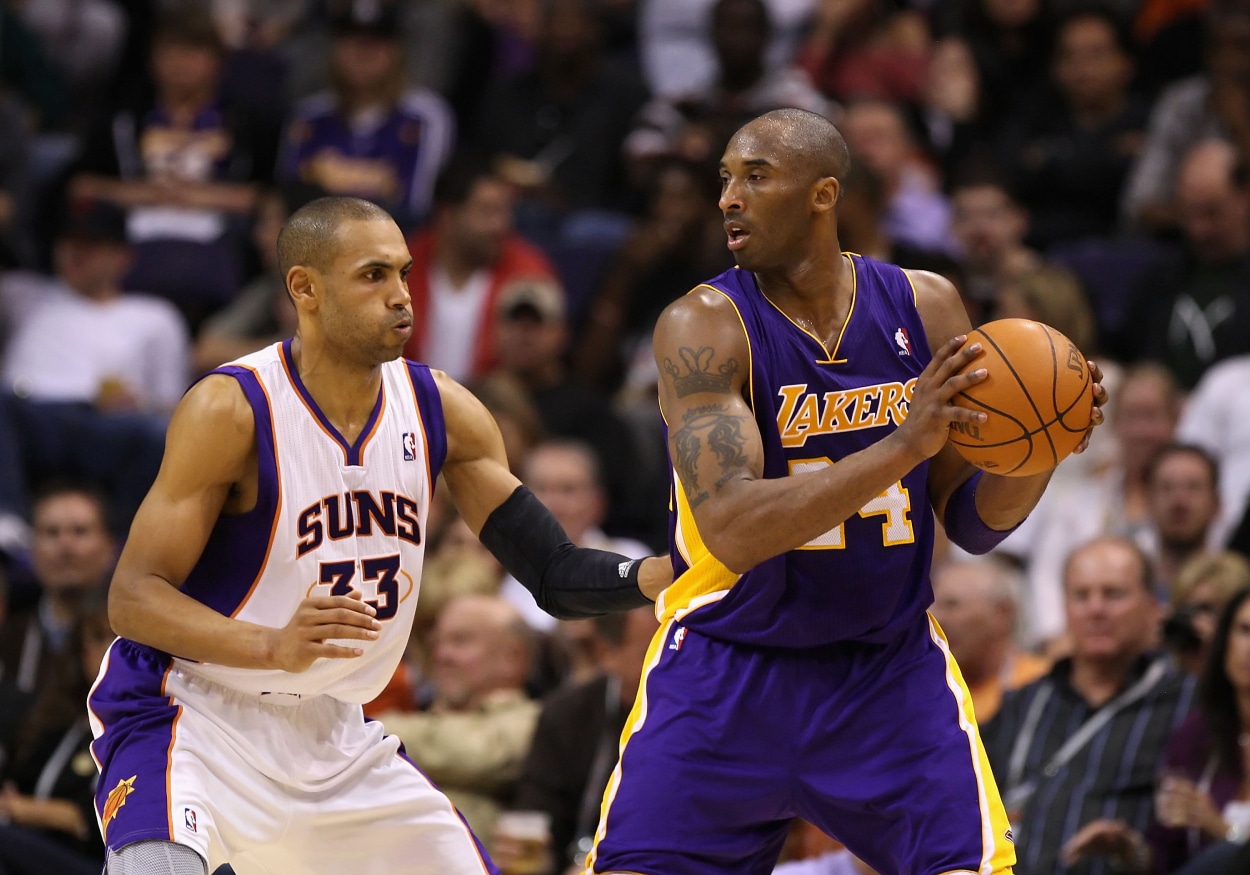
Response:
[[1072, 359, 1108, 455]]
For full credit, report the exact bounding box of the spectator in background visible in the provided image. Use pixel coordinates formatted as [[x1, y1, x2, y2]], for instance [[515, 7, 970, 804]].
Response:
[[476, 0, 649, 222], [501, 440, 650, 632], [797, 0, 932, 105], [278, 0, 456, 229], [1165, 550, 1250, 676], [191, 185, 309, 373], [1146, 444, 1222, 594], [402, 160, 559, 384], [13, 0, 127, 131], [1, 199, 189, 417], [378, 594, 541, 853], [70, 9, 277, 328], [0, 600, 112, 875], [0, 569, 34, 779], [1122, 5, 1250, 234], [948, 167, 1041, 308], [929, 557, 1049, 723], [637, 0, 816, 102], [625, 0, 832, 176], [575, 158, 731, 391], [1178, 352, 1250, 546], [1114, 138, 1250, 389], [985, 537, 1193, 875], [840, 99, 953, 254], [1003, 364, 1180, 651], [491, 280, 645, 539], [948, 0, 1054, 136], [503, 605, 658, 875], [0, 484, 113, 699], [998, 7, 1148, 249], [1063, 586, 1250, 875], [915, 36, 984, 183]]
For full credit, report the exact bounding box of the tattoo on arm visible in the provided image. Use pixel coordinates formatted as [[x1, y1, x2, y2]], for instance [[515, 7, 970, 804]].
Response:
[[670, 404, 753, 509], [663, 346, 740, 398]]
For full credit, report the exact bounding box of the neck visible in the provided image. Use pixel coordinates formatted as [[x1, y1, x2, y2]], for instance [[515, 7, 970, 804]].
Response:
[[73, 281, 122, 303], [289, 334, 383, 442], [1070, 92, 1123, 128], [754, 246, 853, 342], [434, 236, 484, 287], [1158, 541, 1202, 586], [161, 88, 213, 123], [721, 62, 764, 94], [45, 590, 85, 628], [340, 86, 389, 118], [1070, 652, 1138, 707], [1237, 692, 1250, 732]]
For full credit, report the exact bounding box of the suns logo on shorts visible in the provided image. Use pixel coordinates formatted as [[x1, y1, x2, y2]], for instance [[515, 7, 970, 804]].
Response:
[[101, 775, 137, 836]]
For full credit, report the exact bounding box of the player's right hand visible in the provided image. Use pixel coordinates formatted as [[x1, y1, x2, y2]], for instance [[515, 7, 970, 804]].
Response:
[[266, 591, 381, 673], [892, 334, 988, 462]]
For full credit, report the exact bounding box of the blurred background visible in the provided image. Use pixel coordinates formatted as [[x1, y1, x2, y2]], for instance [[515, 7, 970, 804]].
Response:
[[3, 1, 1250, 873]]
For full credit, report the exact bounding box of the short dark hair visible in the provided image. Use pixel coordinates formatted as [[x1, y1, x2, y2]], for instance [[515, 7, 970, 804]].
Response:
[[744, 108, 851, 182], [432, 158, 501, 210], [31, 479, 112, 536], [152, 9, 225, 54], [1147, 443, 1221, 491], [1054, 6, 1134, 60], [275, 196, 393, 279]]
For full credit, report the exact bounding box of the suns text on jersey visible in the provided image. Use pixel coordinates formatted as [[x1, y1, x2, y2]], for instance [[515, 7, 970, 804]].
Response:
[[296, 490, 422, 557], [776, 379, 917, 448]]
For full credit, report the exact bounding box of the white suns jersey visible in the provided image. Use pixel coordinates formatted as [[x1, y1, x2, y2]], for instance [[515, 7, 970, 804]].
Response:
[[174, 341, 445, 703]]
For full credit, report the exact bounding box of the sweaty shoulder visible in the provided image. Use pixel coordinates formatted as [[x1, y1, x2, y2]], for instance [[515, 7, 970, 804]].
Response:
[[904, 269, 972, 357], [655, 284, 750, 355], [179, 372, 256, 441]]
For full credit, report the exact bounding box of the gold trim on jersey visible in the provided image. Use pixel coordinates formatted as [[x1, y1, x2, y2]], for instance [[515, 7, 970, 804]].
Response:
[[653, 478, 740, 624], [755, 252, 857, 364], [926, 613, 1017, 875]]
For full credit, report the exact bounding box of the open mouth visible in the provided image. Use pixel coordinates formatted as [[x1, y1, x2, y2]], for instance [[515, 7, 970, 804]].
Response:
[[725, 222, 750, 250]]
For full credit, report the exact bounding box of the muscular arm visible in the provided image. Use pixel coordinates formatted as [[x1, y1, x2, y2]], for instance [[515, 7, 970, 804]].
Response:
[[435, 372, 671, 606], [109, 376, 376, 669], [655, 287, 983, 573]]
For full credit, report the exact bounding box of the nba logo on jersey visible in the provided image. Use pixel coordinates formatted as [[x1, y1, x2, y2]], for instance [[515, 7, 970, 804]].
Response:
[[402, 432, 417, 461], [895, 327, 913, 356], [184, 808, 197, 833], [669, 627, 688, 651]]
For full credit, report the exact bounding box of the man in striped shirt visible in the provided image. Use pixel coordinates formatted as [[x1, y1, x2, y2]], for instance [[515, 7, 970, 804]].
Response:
[[983, 536, 1195, 875]]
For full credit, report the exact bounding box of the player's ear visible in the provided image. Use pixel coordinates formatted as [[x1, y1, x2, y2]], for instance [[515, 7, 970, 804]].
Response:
[[287, 266, 317, 310], [813, 176, 839, 212]]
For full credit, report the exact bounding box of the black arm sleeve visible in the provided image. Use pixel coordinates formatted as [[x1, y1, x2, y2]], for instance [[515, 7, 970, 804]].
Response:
[[478, 486, 654, 619]]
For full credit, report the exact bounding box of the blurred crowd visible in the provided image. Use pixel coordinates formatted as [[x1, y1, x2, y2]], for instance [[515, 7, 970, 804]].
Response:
[[3, 0, 1250, 873]]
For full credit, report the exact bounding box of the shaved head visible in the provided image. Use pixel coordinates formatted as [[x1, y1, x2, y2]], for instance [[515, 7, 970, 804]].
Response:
[[276, 196, 394, 279], [737, 108, 851, 183]]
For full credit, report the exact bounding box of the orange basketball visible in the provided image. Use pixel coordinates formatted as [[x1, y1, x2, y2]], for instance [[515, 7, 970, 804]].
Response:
[[948, 318, 1095, 477]]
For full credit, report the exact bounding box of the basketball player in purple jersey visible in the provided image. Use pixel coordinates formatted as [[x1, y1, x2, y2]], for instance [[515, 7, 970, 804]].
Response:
[[585, 109, 1107, 875], [88, 197, 669, 875]]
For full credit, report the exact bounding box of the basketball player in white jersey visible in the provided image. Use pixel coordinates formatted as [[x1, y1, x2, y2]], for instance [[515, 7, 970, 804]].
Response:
[[88, 197, 670, 875]]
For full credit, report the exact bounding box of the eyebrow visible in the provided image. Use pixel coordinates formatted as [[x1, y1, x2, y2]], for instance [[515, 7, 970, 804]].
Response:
[[719, 158, 775, 171], [357, 258, 415, 272]]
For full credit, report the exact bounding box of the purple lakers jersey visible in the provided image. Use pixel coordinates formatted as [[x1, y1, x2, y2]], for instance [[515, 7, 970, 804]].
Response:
[[656, 255, 935, 647]]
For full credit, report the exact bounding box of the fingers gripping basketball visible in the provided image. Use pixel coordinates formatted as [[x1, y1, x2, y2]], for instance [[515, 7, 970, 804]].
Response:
[[948, 319, 1094, 477]]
